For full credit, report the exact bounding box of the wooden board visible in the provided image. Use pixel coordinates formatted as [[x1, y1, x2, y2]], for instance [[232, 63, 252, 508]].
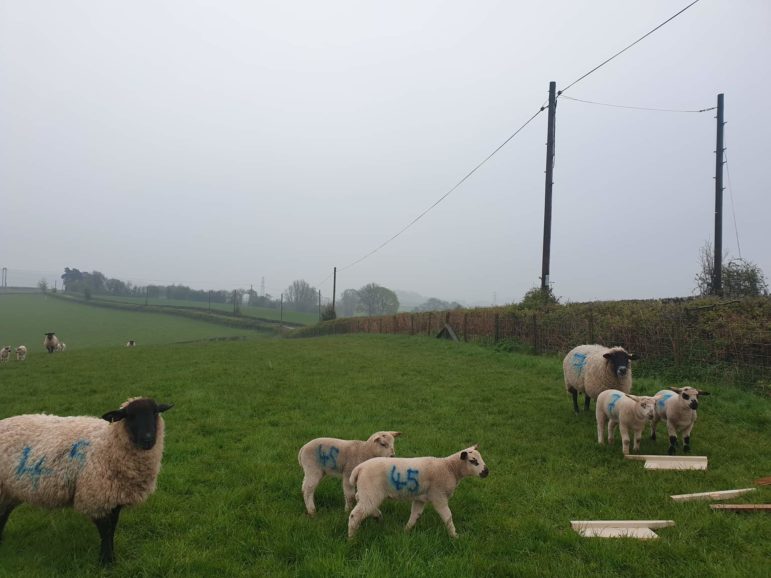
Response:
[[711, 504, 771, 512], [625, 455, 707, 462], [671, 488, 756, 502], [571, 520, 675, 529], [574, 527, 660, 539], [645, 458, 707, 470], [754, 476, 771, 486]]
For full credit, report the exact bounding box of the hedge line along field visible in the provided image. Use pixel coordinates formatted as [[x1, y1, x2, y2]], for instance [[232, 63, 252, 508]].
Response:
[[0, 334, 769, 577], [0, 293, 261, 351]]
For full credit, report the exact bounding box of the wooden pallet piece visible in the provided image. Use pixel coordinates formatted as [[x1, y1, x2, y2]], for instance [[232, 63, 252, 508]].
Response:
[[754, 476, 771, 486], [671, 488, 756, 502], [571, 520, 675, 540], [645, 458, 707, 470], [625, 455, 707, 462], [711, 504, 771, 512]]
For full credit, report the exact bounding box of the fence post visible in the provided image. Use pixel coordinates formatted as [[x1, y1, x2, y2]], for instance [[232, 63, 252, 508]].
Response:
[[411, 315, 415, 335], [379, 318, 383, 334], [427, 313, 432, 336], [463, 313, 468, 342], [494, 313, 500, 343], [532, 313, 539, 354]]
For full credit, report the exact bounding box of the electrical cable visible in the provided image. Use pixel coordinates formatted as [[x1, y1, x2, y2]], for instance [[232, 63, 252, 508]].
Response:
[[724, 147, 742, 259], [560, 94, 715, 113]]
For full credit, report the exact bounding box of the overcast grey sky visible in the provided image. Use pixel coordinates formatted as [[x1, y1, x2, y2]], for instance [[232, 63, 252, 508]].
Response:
[[1, 0, 769, 305]]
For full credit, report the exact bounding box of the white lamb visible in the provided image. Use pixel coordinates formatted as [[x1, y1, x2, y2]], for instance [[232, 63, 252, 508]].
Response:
[[595, 390, 656, 455], [55, 342, 67, 352], [298, 431, 401, 516], [15, 346, 28, 361], [651, 387, 710, 455], [125, 340, 137, 348], [347, 445, 489, 539], [563, 344, 637, 414], [0, 347, 11, 363], [0, 397, 173, 566]]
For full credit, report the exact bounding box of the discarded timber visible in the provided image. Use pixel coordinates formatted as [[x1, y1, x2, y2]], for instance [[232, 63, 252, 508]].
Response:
[[571, 520, 675, 540], [710, 504, 771, 512], [436, 323, 459, 342], [671, 488, 756, 502], [624, 455, 708, 470], [754, 476, 771, 486]]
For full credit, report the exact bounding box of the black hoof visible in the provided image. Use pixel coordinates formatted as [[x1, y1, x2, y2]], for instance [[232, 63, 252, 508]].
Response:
[[668, 447, 676, 456]]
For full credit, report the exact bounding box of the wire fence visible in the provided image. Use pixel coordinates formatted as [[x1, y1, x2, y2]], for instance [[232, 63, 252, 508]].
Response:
[[294, 297, 771, 392]]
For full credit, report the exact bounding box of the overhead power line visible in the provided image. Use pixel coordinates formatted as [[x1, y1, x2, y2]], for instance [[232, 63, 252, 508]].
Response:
[[336, 106, 547, 273], [559, 0, 702, 96], [560, 95, 715, 113], [724, 147, 742, 259]]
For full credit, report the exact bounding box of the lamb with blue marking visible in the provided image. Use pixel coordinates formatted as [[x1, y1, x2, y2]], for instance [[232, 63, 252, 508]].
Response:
[[347, 445, 489, 539], [298, 431, 401, 516], [0, 397, 173, 566], [563, 344, 638, 414], [651, 387, 709, 455], [595, 390, 656, 455]]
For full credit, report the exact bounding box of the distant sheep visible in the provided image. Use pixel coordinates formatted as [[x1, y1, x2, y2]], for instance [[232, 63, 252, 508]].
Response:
[[125, 340, 136, 348], [563, 344, 638, 413], [43, 332, 60, 353], [0, 397, 174, 566], [0, 347, 11, 363], [595, 390, 656, 455], [15, 346, 27, 361], [55, 342, 67, 352], [651, 387, 710, 455], [348, 445, 489, 539], [298, 431, 401, 515]]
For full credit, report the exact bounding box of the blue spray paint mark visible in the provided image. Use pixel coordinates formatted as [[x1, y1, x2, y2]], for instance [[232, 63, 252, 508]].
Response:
[[69, 439, 91, 464], [657, 392, 674, 410], [572, 353, 587, 375], [317, 445, 340, 470], [607, 393, 623, 416], [389, 466, 420, 493], [15, 447, 52, 489]]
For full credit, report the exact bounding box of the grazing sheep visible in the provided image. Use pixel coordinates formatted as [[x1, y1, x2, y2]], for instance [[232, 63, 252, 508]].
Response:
[[651, 387, 710, 455], [347, 445, 489, 539], [43, 332, 60, 353], [595, 390, 657, 455], [125, 340, 136, 348], [55, 342, 67, 352], [298, 431, 401, 516], [563, 344, 638, 414], [15, 346, 27, 361], [0, 397, 174, 566], [0, 347, 11, 363]]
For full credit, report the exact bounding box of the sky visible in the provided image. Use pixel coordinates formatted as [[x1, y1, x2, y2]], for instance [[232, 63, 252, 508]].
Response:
[[1, 0, 769, 306]]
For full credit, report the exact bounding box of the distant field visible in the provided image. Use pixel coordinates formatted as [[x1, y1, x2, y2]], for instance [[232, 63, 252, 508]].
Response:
[[0, 293, 262, 351], [0, 334, 768, 577], [90, 294, 318, 326]]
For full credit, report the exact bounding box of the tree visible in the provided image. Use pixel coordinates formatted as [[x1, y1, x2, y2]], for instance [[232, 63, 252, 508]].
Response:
[[520, 286, 559, 309], [37, 278, 48, 293], [414, 297, 463, 312], [338, 289, 360, 317], [694, 242, 768, 297], [284, 279, 318, 313], [357, 283, 399, 316]]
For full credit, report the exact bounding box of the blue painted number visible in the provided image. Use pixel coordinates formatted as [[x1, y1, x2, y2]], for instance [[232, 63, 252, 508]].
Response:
[[317, 445, 340, 470], [390, 466, 420, 493]]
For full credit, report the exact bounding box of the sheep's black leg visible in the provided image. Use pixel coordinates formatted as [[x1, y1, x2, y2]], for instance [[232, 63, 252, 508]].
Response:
[[93, 506, 122, 566], [668, 436, 678, 455], [569, 387, 579, 414], [0, 504, 17, 543], [584, 394, 591, 412], [683, 436, 691, 453]]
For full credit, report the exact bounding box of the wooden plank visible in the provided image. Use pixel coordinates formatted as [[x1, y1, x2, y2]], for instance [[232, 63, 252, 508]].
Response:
[[711, 504, 771, 512], [571, 520, 675, 529], [645, 459, 707, 470], [574, 527, 659, 539], [671, 488, 756, 502], [625, 455, 708, 462], [754, 476, 771, 486]]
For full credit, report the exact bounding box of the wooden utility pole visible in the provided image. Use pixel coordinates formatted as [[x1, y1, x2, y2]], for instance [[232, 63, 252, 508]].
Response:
[[332, 267, 337, 315], [318, 290, 321, 320], [280, 293, 283, 323], [541, 81, 557, 292], [713, 93, 725, 296]]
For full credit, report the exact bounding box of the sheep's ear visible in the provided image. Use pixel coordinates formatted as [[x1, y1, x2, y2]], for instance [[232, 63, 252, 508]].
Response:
[[625, 394, 640, 401], [698, 390, 710, 396], [629, 353, 639, 360], [473, 443, 479, 450], [390, 431, 402, 438], [460, 451, 468, 461], [668, 387, 682, 393], [157, 403, 174, 413], [102, 409, 127, 423], [603, 352, 612, 359]]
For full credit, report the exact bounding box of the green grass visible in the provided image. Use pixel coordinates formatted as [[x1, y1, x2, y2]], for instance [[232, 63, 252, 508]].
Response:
[[89, 294, 319, 326], [0, 333, 768, 577], [0, 294, 261, 351]]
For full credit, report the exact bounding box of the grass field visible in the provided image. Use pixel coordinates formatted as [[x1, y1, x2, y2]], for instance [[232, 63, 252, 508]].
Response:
[[0, 294, 261, 351], [88, 294, 319, 326], [0, 324, 768, 576]]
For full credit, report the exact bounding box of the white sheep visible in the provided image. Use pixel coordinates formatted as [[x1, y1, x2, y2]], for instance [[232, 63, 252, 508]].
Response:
[[43, 332, 60, 353], [0, 347, 11, 363], [298, 431, 401, 516], [125, 340, 137, 348], [15, 346, 27, 361], [651, 387, 710, 455], [595, 390, 656, 455], [347, 445, 489, 539], [563, 344, 638, 414], [0, 397, 173, 566], [56, 342, 67, 352]]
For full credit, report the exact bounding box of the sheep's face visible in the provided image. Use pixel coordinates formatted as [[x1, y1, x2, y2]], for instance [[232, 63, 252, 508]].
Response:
[[632, 396, 657, 421], [102, 398, 174, 450], [460, 446, 489, 478], [669, 386, 709, 410], [603, 348, 638, 378], [368, 431, 401, 457], [44, 332, 56, 340]]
